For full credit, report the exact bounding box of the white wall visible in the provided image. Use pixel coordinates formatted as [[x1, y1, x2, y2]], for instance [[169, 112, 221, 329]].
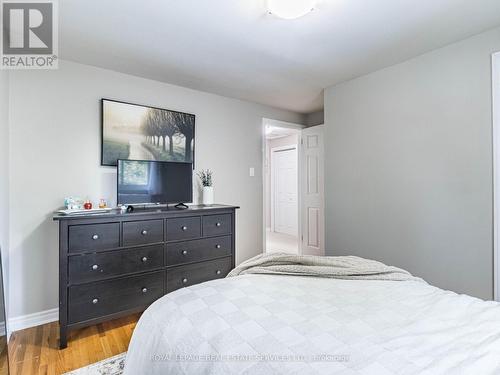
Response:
[[265, 134, 299, 228], [0, 71, 9, 314], [325, 27, 500, 300], [8, 60, 304, 320]]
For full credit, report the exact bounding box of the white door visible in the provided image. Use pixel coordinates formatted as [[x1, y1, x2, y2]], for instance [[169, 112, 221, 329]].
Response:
[[300, 125, 325, 255], [273, 147, 298, 236]]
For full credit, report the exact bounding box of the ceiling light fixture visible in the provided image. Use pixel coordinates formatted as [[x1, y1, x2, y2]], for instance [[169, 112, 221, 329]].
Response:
[[268, 0, 316, 20]]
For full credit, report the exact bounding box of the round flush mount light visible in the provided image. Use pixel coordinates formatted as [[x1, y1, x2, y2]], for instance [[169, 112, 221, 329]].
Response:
[[268, 0, 316, 19]]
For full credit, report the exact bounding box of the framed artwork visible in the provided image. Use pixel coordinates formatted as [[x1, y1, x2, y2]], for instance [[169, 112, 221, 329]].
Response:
[[101, 98, 195, 166]]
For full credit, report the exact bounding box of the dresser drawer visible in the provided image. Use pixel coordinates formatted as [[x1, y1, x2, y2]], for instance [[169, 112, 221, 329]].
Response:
[[68, 223, 120, 253], [166, 236, 232, 266], [203, 214, 232, 236], [166, 217, 201, 241], [123, 219, 164, 246], [68, 271, 164, 324], [69, 244, 164, 284], [166, 257, 231, 293]]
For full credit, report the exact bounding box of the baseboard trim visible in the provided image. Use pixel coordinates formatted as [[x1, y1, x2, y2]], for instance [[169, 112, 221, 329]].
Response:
[[8, 308, 58, 335]]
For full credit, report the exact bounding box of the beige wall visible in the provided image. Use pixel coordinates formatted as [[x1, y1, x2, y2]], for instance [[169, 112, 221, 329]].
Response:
[[8, 60, 303, 319], [324, 27, 500, 300], [265, 134, 299, 228]]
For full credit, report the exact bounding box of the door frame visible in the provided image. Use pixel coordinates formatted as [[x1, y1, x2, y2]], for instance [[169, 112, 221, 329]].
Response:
[[270, 145, 298, 235], [262, 118, 305, 254], [493, 52, 500, 301]]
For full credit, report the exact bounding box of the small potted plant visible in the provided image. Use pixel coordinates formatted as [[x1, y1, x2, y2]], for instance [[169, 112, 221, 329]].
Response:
[[197, 169, 214, 205]]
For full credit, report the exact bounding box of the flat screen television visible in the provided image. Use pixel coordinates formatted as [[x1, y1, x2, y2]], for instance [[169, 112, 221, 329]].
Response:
[[117, 159, 193, 206]]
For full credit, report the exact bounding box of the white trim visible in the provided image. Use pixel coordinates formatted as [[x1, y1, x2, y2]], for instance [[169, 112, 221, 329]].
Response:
[[8, 307, 58, 335], [493, 52, 500, 301], [262, 123, 267, 254], [263, 118, 305, 131]]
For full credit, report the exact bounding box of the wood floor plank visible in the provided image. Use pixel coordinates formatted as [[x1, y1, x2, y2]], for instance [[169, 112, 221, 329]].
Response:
[[8, 314, 140, 375]]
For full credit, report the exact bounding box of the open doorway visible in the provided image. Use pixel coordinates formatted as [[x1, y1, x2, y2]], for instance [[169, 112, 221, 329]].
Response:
[[263, 118, 326, 257], [264, 120, 302, 254]]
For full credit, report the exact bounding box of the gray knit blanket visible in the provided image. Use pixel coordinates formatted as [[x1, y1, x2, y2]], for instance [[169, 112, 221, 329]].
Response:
[[227, 253, 422, 282]]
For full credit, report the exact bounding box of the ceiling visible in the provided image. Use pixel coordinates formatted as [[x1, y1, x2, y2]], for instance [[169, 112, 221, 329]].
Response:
[[60, 0, 500, 114]]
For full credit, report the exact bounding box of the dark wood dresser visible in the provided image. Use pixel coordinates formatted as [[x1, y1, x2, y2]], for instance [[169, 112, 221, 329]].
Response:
[[54, 204, 239, 348]]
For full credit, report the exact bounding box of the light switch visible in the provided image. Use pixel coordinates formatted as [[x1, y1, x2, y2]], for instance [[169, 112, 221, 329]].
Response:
[[249, 167, 255, 177]]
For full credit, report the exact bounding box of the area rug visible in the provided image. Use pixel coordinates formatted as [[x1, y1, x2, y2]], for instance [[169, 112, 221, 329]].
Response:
[[64, 352, 126, 375]]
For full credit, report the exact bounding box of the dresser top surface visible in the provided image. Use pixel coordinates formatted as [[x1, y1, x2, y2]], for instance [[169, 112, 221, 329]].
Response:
[[53, 204, 239, 221]]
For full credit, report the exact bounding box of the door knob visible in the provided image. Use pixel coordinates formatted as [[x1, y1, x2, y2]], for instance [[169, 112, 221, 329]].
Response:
[[141, 230, 148, 235], [181, 226, 188, 231], [182, 250, 188, 255], [142, 287, 148, 293], [216, 270, 221, 275], [141, 256, 148, 262], [92, 234, 99, 240], [92, 298, 99, 304], [216, 222, 221, 227], [92, 264, 99, 271], [215, 245, 221, 249], [182, 278, 188, 284]]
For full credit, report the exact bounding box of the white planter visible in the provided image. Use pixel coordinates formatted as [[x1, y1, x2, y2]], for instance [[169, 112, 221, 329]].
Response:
[[202, 186, 214, 205]]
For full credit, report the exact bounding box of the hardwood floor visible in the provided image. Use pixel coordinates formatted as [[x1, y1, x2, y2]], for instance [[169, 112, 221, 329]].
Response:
[[8, 314, 140, 375]]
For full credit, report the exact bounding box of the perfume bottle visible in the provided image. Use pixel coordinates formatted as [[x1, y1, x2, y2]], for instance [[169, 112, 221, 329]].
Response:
[[83, 199, 93, 210]]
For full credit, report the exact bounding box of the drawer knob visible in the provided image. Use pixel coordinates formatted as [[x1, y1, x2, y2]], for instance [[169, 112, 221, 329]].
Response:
[[92, 264, 99, 271], [92, 298, 99, 304], [142, 287, 148, 293], [92, 234, 99, 240], [215, 244, 221, 249], [182, 278, 188, 284], [182, 250, 188, 255], [181, 226, 188, 231], [141, 230, 148, 235], [141, 256, 148, 262], [216, 222, 221, 227], [216, 270, 221, 275]]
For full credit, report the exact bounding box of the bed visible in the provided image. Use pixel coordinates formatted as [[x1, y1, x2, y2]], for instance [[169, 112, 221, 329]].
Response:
[[123, 254, 500, 374]]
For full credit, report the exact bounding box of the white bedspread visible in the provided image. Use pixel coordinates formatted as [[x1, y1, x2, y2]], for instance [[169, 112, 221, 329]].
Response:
[[124, 274, 500, 374]]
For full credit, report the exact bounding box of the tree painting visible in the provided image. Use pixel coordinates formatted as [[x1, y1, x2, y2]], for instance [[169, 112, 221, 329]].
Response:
[[172, 111, 195, 162], [102, 99, 195, 166]]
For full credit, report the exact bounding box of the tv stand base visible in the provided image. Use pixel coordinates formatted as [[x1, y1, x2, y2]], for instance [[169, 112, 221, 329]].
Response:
[[174, 203, 189, 210]]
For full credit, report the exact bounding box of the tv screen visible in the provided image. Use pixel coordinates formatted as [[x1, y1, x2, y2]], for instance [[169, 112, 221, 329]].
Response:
[[117, 160, 193, 205]]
